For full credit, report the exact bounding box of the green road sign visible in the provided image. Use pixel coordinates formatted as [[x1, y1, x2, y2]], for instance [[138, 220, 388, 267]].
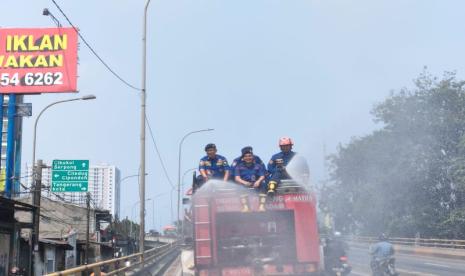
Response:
[[51, 160, 89, 192]]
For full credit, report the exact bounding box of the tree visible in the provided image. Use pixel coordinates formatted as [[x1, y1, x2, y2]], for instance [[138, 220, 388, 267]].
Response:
[[107, 217, 140, 239], [321, 70, 465, 238]]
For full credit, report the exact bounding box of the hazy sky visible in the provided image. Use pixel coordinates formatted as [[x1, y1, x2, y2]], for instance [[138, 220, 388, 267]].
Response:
[[3, 0, 465, 230]]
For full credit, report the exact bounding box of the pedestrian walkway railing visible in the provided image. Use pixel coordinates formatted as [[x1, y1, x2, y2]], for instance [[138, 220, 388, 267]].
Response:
[[346, 236, 465, 249], [45, 242, 177, 276]]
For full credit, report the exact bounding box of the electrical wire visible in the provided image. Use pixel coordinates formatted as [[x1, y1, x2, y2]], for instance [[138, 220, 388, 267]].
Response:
[[40, 2, 179, 221], [145, 115, 176, 189], [47, 2, 177, 192], [50, 0, 141, 91]]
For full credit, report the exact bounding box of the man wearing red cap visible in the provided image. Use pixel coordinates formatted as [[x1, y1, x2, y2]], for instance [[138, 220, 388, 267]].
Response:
[[266, 137, 296, 195]]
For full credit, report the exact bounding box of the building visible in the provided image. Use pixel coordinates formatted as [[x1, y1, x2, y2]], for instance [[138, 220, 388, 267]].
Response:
[[0, 95, 27, 198], [0, 196, 35, 275], [16, 196, 113, 274], [24, 164, 121, 218]]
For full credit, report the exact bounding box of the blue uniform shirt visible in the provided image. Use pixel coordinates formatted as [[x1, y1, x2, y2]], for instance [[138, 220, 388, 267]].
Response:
[[234, 161, 265, 182], [267, 151, 296, 176], [199, 155, 230, 179], [370, 241, 394, 259], [231, 155, 265, 176]]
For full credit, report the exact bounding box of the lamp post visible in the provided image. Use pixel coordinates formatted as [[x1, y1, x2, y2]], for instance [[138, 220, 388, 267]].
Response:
[[182, 168, 197, 191], [31, 95, 96, 276], [121, 173, 146, 183], [121, 172, 147, 221], [130, 192, 164, 238], [130, 197, 152, 240], [31, 95, 96, 166], [180, 168, 196, 238], [149, 193, 166, 231], [177, 129, 214, 229]]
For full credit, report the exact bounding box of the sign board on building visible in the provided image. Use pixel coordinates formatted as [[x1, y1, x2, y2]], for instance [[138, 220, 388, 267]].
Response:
[[0, 27, 78, 94], [51, 160, 89, 192], [0, 169, 5, 193]]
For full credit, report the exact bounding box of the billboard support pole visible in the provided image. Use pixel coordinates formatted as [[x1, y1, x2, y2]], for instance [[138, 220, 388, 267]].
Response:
[[5, 94, 16, 198], [14, 95, 24, 196], [0, 95, 4, 194]]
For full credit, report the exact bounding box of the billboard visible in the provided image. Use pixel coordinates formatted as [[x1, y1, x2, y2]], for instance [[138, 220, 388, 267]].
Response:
[[0, 27, 78, 94]]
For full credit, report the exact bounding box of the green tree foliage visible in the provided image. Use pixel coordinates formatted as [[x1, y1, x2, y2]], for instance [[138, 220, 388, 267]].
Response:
[[108, 217, 140, 239], [321, 70, 465, 238]]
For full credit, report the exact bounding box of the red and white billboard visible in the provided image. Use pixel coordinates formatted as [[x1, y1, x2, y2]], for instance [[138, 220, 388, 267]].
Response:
[[0, 27, 78, 94]]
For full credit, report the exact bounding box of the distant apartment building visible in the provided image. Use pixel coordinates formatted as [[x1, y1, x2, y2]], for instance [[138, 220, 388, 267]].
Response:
[[25, 163, 121, 218]]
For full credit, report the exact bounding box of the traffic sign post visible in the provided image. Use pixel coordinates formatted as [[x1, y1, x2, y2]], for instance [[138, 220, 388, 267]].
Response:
[[51, 160, 89, 192]]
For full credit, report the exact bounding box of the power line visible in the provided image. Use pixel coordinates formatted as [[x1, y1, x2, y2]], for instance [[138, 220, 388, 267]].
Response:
[[50, 0, 141, 91], [145, 115, 176, 189]]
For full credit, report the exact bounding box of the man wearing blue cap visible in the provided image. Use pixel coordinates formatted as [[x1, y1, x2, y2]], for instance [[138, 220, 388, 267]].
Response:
[[234, 149, 267, 212], [199, 143, 230, 182], [230, 146, 265, 178]]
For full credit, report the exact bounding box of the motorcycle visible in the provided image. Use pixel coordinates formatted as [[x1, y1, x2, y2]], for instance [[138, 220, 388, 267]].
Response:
[[9, 267, 26, 276], [370, 256, 398, 276], [330, 255, 352, 276]]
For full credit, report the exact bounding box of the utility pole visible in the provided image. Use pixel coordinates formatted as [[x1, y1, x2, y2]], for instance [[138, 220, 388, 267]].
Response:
[[140, 0, 152, 259], [32, 159, 43, 276], [85, 192, 91, 264]]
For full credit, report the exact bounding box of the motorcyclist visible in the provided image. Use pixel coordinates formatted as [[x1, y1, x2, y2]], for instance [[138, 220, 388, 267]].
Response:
[[234, 150, 267, 212], [198, 143, 230, 184], [324, 232, 350, 274], [266, 137, 296, 195], [370, 234, 397, 275]]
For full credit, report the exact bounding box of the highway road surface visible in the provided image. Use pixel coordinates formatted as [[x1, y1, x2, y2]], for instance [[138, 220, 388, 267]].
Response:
[[348, 245, 465, 276]]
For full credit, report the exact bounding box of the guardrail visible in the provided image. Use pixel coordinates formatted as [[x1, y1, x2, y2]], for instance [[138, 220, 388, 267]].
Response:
[[345, 236, 465, 249], [45, 242, 177, 276]]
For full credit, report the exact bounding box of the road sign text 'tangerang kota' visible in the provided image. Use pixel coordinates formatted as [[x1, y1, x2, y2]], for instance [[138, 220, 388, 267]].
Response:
[[0, 27, 78, 93]]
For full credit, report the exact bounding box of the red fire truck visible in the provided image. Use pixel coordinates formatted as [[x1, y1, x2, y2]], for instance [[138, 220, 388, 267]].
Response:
[[191, 180, 322, 276]]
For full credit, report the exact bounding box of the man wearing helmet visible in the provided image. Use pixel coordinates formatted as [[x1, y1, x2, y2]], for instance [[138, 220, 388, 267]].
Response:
[[199, 143, 230, 183], [323, 231, 350, 274], [266, 137, 297, 195]]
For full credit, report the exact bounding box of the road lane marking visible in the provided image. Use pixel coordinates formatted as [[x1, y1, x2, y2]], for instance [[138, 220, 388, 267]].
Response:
[[396, 268, 438, 276], [423, 262, 451, 268], [351, 270, 370, 276], [351, 261, 439, 276]]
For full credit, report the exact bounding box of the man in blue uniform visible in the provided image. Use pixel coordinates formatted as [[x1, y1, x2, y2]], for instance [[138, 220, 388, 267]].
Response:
[[267, 137, 297, 195], [234, 149, 267, 212], [199, 143, 230, 183], [230, 146, 265, 178]]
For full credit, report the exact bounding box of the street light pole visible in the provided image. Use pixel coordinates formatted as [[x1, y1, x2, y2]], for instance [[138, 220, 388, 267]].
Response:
[[177, 129, 214, 233], [121, 173, 146, 183], [130, 198, 150, 240], [182, 168, 197, 190], [180, 167, 196, 238], [140, 0, 152, 256], [31, 95, 96, 168], [31, 95, 96, 276]]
